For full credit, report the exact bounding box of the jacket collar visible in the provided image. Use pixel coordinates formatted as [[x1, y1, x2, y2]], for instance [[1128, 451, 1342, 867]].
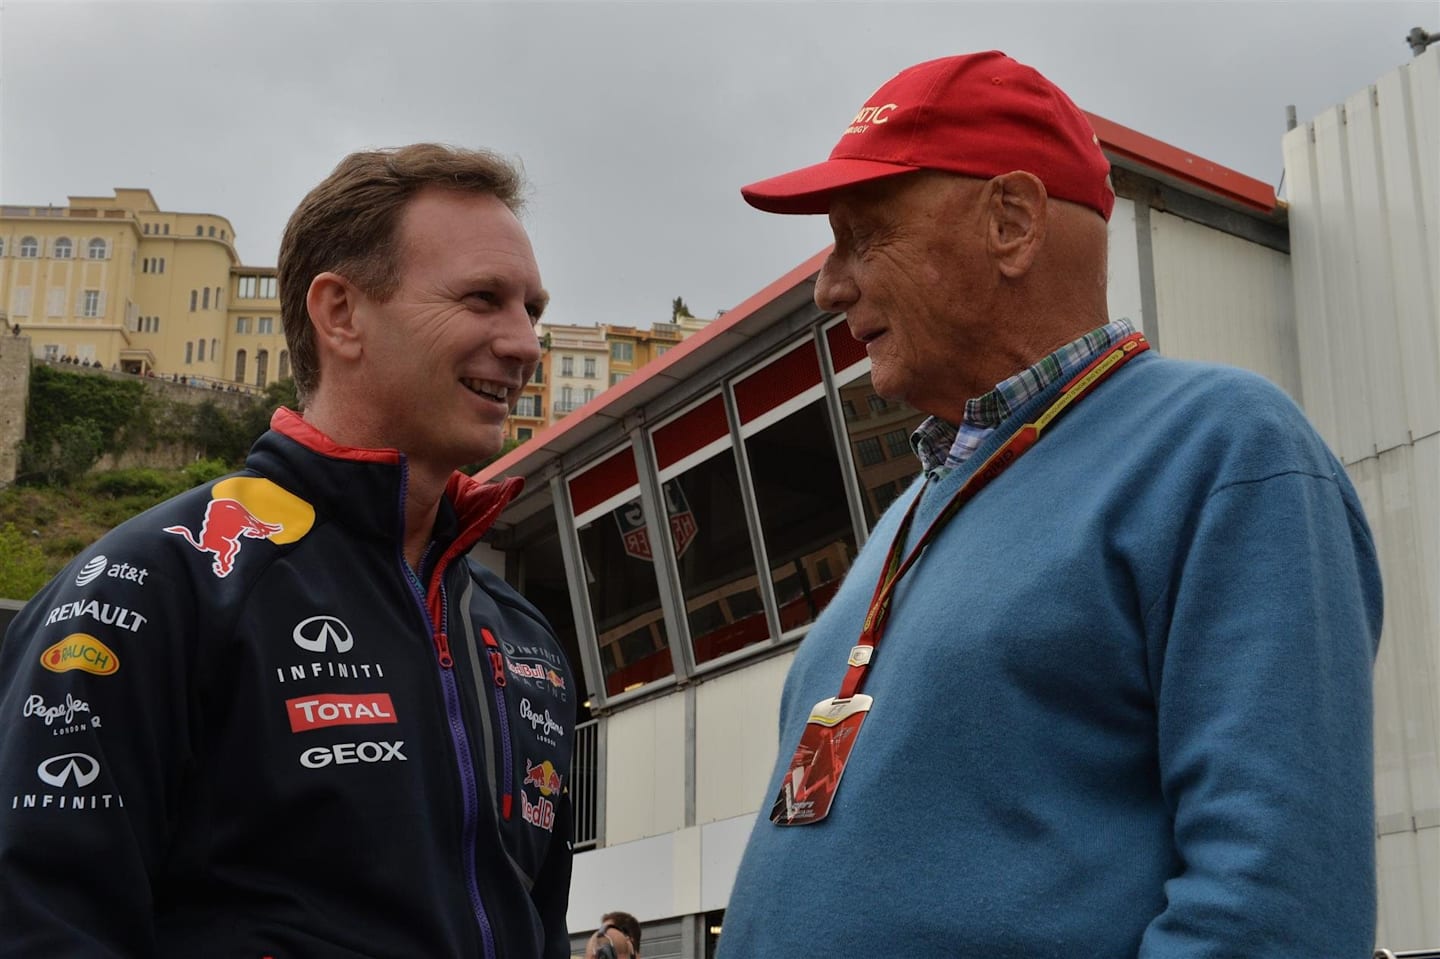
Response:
[[245, 408, 524, 551]]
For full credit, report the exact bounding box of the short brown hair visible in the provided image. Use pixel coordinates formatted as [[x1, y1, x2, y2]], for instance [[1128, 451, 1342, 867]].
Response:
[[601, 911, 642, 955], [277, 143, 526, 402]]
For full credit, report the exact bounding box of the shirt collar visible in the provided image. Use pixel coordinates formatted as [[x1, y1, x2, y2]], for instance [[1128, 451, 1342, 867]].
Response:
[[912, 318, 1136, 476]]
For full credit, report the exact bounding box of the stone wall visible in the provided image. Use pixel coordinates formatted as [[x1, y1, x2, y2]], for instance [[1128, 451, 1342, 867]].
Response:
[[0, 335, 31, 487]]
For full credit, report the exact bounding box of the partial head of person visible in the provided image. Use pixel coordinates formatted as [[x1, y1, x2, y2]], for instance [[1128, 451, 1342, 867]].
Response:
[[277, 143, 547, 475], [740, 51, 1114, 423], [585, 922, 636, 959]]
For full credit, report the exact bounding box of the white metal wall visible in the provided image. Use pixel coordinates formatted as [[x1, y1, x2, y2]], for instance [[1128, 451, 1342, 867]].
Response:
[[1149, 211, 1301, 400], [1284, 46, 1440, 951], [694, 651, 792, 826], [605, 693, 688, 845]]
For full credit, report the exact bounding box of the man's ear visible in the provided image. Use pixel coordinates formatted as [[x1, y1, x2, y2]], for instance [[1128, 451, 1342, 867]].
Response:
[[986, 171, 1047, 279], [306, 272, 364, 362]]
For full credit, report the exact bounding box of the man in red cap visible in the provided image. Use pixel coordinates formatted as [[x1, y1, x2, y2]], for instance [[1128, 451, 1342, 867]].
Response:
[[717, 52, 1381, 957]]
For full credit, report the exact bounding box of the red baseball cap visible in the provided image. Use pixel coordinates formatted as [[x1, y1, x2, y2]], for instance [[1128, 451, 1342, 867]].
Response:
[[741, 51, 1114, 220]]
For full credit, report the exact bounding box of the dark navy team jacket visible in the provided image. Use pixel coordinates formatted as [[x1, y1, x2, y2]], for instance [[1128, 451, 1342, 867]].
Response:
[[0, 409, 576, 958]]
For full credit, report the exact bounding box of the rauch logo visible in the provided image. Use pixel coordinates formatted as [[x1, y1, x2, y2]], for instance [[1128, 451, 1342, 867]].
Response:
[[40, 634, 119, 676]]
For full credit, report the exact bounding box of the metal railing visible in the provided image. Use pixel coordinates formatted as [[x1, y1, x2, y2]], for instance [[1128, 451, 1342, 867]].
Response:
[[572, 718, 599, 849]]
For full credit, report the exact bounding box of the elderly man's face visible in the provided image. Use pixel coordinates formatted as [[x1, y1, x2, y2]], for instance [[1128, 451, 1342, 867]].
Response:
[[814, 172, 995, 423]]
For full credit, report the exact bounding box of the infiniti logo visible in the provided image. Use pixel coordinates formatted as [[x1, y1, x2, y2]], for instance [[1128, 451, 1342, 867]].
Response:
[[293, 616, 354, 654], [38, 753, 100, 788], [75, 555, 107, 587]]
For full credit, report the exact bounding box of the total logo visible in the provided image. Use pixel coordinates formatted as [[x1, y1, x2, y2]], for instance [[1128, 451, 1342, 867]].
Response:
[[40, 634, 119, 676], [287, 693, 397, 733], [299, 740, 407, 769], [24, 692, 102, 736], [75, 555, 150, 587], [275, 616, 387, 684], [164, 477, 315, 579], [10, 752, 125, 811]]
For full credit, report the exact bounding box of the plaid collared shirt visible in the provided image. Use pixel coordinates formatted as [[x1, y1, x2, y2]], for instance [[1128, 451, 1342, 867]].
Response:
[[912, 318, 1136, 479]]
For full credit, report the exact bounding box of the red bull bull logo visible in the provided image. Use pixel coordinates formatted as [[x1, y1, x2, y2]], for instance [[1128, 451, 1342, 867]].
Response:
[[523, 758, 563, 797], [545, 668, 566, 691], [163, 478, 315, 579]]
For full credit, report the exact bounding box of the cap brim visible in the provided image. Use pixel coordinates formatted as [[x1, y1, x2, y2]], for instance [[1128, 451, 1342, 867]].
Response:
[[740, 157, 922, 214]]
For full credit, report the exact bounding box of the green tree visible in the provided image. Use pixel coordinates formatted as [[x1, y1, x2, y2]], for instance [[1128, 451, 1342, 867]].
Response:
[[671, 296, 693, 321]]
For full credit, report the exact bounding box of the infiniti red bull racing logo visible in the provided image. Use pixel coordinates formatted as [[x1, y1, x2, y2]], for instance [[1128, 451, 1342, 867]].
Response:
[[523, 758, 563, 797], [163, 478, 315, 579]]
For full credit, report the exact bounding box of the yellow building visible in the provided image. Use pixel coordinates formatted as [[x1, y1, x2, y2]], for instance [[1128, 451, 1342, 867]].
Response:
[[1, 188, 283, 390]]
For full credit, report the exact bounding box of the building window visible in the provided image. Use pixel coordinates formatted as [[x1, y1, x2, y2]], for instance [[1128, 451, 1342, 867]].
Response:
[[238, 276, 256, 299], [884, 428, 910, 459], [215, 287, 222, 308], [211, 337, 218, 359], [560, 385, 573, 408], [208, 226, 216, 237], [278, 350, 289, 380], [257, 316, 274, 335], [867, 394, 888, 413], [80, 290, 102, 318], [258, 277, 276, 299], [256, 349, 269, 387], [47, 289, 65, 317], [197, 339, 206, 362], [185, 341, 194, 364], [43, 344, 60, 361], [532, 361, 544, 384], [583, 387, 596, 403], [517, 427, 533, 441], [561, 356, 574, 377], [87, 238, 107, 259], [655, 345, 669, 356], [142, 259, 149, 274], [19, 236, 37, 258], [570, 447, 676, 695], [220, 230, 226, 240], [609, 372, 627, 386], [610, 341, 634, 363], [143, 224, 150, 235], [163, 224, 169, 235], [53, 238, 73, 259], [235, 317, 251, 334], [158, 258, 165, 274], [856, 436, 884, 466], [190, 290, 197, 312], [0, 238, 5, 257], [583, 357, 596, 378], [202, 288, 210, 310], [234, 349, 247, 382], [196, 226, 204, 236]]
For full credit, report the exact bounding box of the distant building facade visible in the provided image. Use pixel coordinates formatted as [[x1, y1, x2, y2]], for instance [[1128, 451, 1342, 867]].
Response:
[[1, 189, 283, 390]]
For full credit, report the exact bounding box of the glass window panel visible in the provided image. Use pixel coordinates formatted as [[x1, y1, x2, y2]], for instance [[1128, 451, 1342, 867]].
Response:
[[744, 398, 855, 633], [664, 454, 765, 666], [837, 371, 927, 528], [513, 520, 591, 716], [574, 462, 674, 695]]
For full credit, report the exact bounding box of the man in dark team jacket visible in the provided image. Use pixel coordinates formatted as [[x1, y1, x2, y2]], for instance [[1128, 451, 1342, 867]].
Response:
[[0, 144, 575, 957]]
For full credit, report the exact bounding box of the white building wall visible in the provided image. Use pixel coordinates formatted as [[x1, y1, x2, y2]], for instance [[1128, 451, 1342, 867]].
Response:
[[1105, 195, 1146, 327], [694, 650, 793, 825], [604, 692, 687, 845], [1149, 211, 1301, 400], [1284, 45, 1439, 951]]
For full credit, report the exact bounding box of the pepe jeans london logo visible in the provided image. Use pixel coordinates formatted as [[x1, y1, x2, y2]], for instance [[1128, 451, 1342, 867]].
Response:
[[520, 698, 564, 747], [24, 692, 100, 735]]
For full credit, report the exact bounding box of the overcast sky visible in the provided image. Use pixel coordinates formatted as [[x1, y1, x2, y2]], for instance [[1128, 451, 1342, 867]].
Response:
[[1, 1, 1432, 329]]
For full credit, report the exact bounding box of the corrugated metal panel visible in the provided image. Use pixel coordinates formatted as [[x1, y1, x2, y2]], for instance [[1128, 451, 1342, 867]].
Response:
[[1149, 210, 1300, 399], [605, 695, 688, 845], [1359, 439, 1440, 830], [1283, 46, 1440, 461], [694, 651, 793, 825], [1287, 48, 1439, 951]]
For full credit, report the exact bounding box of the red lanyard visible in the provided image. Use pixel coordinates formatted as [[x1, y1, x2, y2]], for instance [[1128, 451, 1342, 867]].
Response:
[[836, 332, 1149, 701]]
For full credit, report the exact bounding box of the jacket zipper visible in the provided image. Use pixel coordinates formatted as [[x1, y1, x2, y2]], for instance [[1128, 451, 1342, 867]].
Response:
[[399, 546, 498, 959], [480, 628, 514, 820]]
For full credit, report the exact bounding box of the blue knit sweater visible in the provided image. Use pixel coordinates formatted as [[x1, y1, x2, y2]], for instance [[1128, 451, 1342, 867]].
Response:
[[718, 353, 1383, 958]]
